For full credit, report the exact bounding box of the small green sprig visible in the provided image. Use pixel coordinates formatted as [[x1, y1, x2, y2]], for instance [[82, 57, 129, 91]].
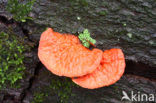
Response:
[[78, 29, 96, 48]]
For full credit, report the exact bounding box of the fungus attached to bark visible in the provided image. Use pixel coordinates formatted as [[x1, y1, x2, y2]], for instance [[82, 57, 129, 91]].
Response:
[[38, 28, 103, 77], [72, 49, 125, 89], [38, 28, 126, 89]]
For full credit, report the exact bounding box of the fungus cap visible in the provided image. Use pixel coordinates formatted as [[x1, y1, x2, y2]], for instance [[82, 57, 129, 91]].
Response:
[[72, 49, 125, 89], [38, 28, 103, 77]]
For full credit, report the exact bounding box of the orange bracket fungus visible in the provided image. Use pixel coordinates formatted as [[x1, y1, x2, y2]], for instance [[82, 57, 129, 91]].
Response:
[[38, 28, 103, 77], [72, 49, 125, 89], [38, 28, 126, 89]]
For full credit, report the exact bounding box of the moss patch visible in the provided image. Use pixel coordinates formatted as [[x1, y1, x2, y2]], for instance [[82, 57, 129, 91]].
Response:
[[6, 0, 36, 22], [50, 78, 76, 103], [32, 92, 48, 103], [0, 32, 29, 89]]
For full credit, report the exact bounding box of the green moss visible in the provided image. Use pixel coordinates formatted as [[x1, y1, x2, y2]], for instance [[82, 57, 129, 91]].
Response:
[[31, 77, 77, 103], [70, 0, 88, 7], [79, 0, 88, 6], [32, 92, 48, 103], [6, 0, 36, 22], [0, 32, 27, 89], [99, 10, 107, 16], [50, 78, 76, 103], [78, 29, 96, 48]]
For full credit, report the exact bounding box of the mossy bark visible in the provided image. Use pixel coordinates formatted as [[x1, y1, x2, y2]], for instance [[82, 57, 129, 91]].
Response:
[[24, 0, 156, 67], [0, 0, 156, 103]]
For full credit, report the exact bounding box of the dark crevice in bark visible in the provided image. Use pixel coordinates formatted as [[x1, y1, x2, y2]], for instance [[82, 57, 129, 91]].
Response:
[[0, 15, 14, 25], [0, 15, 33, 42], [1, 62, 42, 103], [2, 94, 20, 103], [18, 23, 34, 42], [20, 62, 42, 103], [2, 94, 14, 103], [125, 60, 156, 81]]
